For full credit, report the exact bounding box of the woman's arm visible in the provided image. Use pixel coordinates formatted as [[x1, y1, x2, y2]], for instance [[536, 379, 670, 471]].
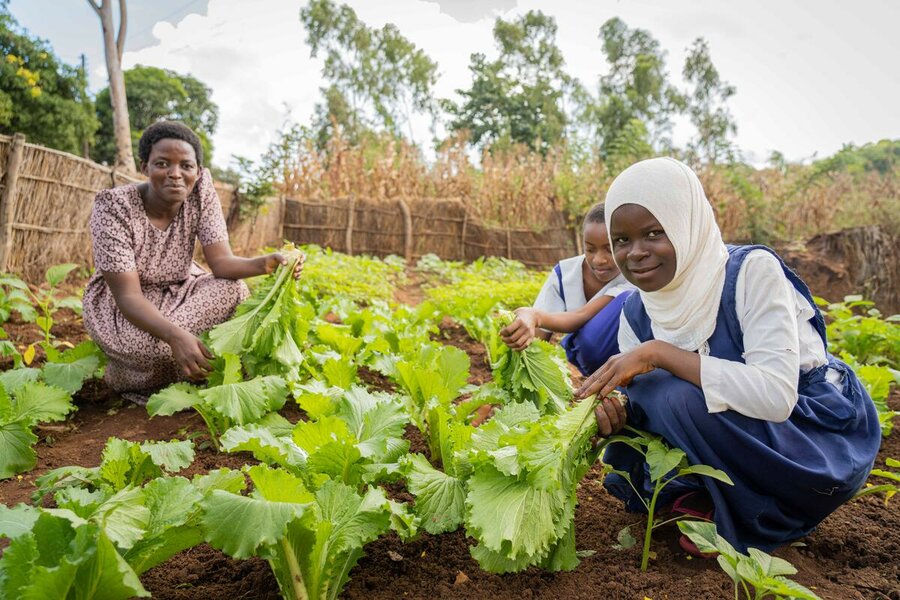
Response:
[[203, 242, 304, 280], [103, 271, 213, 379], [501, 294, 616, 350]]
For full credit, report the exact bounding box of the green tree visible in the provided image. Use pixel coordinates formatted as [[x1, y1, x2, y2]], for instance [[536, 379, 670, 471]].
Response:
[[579, 17, 683, 159], [93, 65, 218, 166], [682, 38, 737, 164], [445, 10, 572, 153], [300, 0, 438, 144], [0, 1, 97, 154]]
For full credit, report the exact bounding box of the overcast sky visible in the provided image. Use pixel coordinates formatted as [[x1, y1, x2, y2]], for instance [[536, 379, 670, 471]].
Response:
[[9, 0, 900, 169]]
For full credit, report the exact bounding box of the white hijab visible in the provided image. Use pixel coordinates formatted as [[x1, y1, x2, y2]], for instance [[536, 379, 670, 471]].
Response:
[[604, 157, 728, 351]]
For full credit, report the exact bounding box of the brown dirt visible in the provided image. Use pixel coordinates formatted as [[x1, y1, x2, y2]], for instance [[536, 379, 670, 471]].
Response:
[[1, 283, 899, 600]]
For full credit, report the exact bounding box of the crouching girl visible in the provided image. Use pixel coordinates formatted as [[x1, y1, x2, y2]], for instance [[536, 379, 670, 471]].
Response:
[[577, 157, 881, 554]]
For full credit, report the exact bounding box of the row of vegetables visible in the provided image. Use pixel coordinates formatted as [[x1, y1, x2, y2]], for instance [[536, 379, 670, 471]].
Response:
[[0, 246, 897, 599]]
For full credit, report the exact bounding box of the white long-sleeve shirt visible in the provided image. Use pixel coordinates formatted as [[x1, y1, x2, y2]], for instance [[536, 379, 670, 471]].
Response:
[[533, 255, 633, 313], [618, 250, 840, 422]]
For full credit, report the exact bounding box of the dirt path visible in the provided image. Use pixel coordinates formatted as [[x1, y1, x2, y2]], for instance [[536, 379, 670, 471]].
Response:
[[1, 277, 898, 599]]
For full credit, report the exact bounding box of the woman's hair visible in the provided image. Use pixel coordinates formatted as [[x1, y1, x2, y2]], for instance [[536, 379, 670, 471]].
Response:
[[582, 202, 605, 227], [138, 121, 204, 166]]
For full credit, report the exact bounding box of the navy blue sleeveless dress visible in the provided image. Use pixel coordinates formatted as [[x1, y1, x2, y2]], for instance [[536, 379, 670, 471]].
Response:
[[551, 262, 633, 376], [602, 245, 881, 552]]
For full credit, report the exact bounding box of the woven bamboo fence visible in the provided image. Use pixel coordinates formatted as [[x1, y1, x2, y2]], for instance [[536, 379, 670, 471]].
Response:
[[282, 197, 577, 267], [0, 133, 283, 281]]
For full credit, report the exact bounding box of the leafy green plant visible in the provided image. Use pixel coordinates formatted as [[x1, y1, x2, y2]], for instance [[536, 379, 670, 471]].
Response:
[[10, 264, 82, 346], [0, 379, 74, 479], [201, 464, 416, 600], [606, 427, 734, 571], [0, 507, 150, 599], [678, 521, 821, 600], [221, 385, 410, 489], [147, 354, 289, 450], [489, 309, 572, 415], [0, 272, 37, 323], [852, 457, 899, 504], [463, 397, 603, 573], [817, 296, 899, 367]]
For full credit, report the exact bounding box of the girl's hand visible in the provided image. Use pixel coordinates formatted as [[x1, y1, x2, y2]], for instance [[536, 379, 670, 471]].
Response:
[[168, 329, 214, 380], [575, 341, 659, 400], [594, 395, 627, 437], [500, 307, 538, 350], [263, 252, 305, 279]]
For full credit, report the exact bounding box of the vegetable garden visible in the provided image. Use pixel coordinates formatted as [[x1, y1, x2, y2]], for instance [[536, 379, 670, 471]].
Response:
[[0, 247, 897, 600]]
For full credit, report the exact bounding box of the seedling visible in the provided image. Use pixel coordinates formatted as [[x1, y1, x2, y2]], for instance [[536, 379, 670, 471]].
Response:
[[0, 264, 81, 346], [605, 426, 734, 571], [852, 457, 899, 504], [678, 521, 821, 600]]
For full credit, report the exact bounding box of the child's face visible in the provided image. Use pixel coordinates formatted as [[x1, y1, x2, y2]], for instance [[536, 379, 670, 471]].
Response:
[[583, 221, 619, 285], [609, 204, 677, 292]]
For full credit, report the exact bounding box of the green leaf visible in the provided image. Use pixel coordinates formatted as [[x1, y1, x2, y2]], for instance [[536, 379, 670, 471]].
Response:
[[201, 490, 306, 559], [646, 440, 685, 482], [200, 375, 288, 425], [45, 263, 78, 287], [247, 464, 315, 504], [0, 422, 38, 479], [192, 468, 247, 496], [293, 379, 344, 420], [9, 382, 74, 427], [221, 424, 308, 470], [677, 520, 739, 559], [678, 464, 734, 486], [90, 486, 150, 550], [139, 440, 195, 473], [146, 383, 201, 417], [0, 368, 41, 395], [0, 503, 39, 539], [322, 357, 358, 388], [401, 454, 466, 534], [613, 525, 637, 549], [746, 547, 797, 577]]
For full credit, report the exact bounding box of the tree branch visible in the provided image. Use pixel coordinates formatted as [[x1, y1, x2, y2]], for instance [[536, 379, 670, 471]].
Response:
[[116, 0, 127, 62], [86, 0, 101, 16]]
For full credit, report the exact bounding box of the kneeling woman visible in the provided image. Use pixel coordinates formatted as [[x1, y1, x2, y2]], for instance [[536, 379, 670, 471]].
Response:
[[84, 121, 301, 404], [577, 157, 880, 554]]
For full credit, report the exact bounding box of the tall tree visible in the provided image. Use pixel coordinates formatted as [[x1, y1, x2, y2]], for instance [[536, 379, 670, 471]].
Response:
[[0, 1, 97, 153], [579, 17, 683, 159], [87, 0, 135, 173], [93, 65, 219, 166], [300, 0, 438, 144], [682, 38, 737, 164], [445, 10, 573, 153]]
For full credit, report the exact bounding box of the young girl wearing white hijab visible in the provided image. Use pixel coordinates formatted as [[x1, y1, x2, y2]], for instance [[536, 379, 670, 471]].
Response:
[[576, 157, 880, 555]]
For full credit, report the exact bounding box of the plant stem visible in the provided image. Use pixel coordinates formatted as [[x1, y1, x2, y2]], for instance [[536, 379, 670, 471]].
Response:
[[280, 536, 309, 600], [641, 482, 663, 571]]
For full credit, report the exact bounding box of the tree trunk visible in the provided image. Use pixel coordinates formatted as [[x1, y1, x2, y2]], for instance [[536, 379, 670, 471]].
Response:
[[90, 0, 135, 174]]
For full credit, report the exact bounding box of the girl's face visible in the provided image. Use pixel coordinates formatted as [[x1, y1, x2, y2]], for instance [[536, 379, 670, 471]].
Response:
[[141, 138, 199, 204], [609, 204, 677, 292], [583, 221, 618, 285]]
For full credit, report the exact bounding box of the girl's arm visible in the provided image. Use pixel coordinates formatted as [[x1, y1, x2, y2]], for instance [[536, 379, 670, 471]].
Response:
[[103, 271, 214, 379], [203, 241, 304, 280], [501, 294, 616, 350]]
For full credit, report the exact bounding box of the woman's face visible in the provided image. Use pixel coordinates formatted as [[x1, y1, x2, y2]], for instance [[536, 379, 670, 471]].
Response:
[[609, 203, 677, 292], [583, 221, 618, 285], [141, 138, 199, 204]]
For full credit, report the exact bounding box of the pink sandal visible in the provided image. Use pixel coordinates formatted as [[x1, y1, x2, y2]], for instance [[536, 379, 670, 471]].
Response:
[[671, 492, 719, 559]]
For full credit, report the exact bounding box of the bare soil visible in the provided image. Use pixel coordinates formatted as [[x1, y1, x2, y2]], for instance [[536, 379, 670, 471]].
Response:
[[1, 279, 898, 600]]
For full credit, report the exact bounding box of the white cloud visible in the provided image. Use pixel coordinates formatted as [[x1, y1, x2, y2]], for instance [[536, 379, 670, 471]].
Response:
[[117, 0, 900, 169]]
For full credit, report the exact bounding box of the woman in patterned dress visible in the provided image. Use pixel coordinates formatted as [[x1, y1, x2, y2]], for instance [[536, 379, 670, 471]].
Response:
[[83, 121, 302, 404]]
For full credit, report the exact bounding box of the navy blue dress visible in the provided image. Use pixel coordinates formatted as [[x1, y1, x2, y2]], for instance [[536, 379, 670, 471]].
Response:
[[602, 245, 881, 552]]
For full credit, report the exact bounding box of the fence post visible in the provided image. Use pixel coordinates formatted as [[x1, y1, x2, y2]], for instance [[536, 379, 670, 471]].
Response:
[[572, 224, 582, 256], [397, 198, 413, 261], [0, 133, 26, 272], [345, 196, 356, 256], [505, 226, 512, 259], [460, 208, 469, 261]]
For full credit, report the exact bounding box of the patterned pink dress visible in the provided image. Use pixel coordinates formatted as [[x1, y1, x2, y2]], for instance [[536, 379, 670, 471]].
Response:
[[83, 168, 249, 399]]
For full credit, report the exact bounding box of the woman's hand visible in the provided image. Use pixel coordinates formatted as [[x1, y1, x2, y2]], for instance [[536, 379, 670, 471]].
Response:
[[576, 341, 660, 401], [594, 395, 628, 437], [168, 329, 214, 380], [263, 252, 305, 279], [500, 307, 539, 350]]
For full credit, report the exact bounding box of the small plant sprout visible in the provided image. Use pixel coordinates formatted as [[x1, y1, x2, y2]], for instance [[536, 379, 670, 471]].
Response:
[[605, 426, 734, 571], [678, 521, 821, 600], [852, 458, 899, 504]]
